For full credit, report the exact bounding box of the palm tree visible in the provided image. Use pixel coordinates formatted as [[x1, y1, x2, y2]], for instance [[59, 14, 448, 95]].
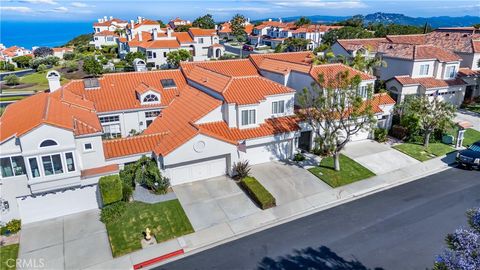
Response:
[[366, 55, 387, 76], [114, 28, 126, 37]]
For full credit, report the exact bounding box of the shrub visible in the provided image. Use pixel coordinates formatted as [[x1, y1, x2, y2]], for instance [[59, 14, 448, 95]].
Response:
[[36, 64, 47, 72], [12, 55, 32, 68], [0, 61, 15, 71], [99, 175, 123, 205], [240, 176, 276, 209], [122, 182, 133, 202], [82, 57, 103, 76], [63, 52, 75, 60], [100, 201, 127, 223], [293, 152, 305, 162], [33, 46, 54, 58], [65, 61, 78, 72], [4, 74, 20, 86], [232, 160, 251, 179], [6, 219, 21, 234], [374, 128, 388, 143]]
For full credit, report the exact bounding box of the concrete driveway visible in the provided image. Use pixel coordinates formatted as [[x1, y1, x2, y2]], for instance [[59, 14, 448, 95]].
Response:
[[173, 177, 261, 231], [455, 110, 480, 131], [19, 210, 112, 270], [251, 161, 332, 205], [342, 140, 419, 175]]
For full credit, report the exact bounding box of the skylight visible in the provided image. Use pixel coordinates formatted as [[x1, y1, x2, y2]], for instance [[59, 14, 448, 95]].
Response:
[[160, 79, 176, 88], [84, 78, 100, 89]]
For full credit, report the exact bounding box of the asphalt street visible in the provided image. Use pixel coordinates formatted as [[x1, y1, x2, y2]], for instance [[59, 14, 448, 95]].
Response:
[[159, 167, 480, 270]]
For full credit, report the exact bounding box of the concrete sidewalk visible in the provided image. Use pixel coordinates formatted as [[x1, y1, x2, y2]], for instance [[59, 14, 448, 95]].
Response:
[[84, 152, 457, 270]]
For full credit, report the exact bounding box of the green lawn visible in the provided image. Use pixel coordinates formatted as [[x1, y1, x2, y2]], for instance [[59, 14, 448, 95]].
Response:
[[463, 103, 480, 114], [393, 142, 455, 162], [105, 200, 193, 257], [308, 154, 375, 188], [0, 96, 24, 102], [0, 244, 19, 270], [463, 128, 480, 146], [2, 70, 70, 93]]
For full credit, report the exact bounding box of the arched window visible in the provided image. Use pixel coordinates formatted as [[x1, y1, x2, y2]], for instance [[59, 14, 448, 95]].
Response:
[[143, 94, 159, 103], [40, 140, 58, 147]]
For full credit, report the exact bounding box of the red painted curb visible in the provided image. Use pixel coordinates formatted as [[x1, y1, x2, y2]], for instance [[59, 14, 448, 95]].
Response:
[[133, 249, 184, 269]]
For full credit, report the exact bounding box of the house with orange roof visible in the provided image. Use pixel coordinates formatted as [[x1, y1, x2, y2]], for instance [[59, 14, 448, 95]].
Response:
[[0, 45, 32, 64], [93, 16, 128, 33], [217, 19, 253, 40], [126, 17, 163, 38], [52, 47, 74, 59], [168, 17, 191, 29]]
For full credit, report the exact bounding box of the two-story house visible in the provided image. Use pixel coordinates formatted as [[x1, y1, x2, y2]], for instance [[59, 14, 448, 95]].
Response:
[[217, 20, 254, 40], [93, 16, 128, 33], [168, 17, 191, 29], [127, 17, 162, 38], [379, 43, 466, 106]]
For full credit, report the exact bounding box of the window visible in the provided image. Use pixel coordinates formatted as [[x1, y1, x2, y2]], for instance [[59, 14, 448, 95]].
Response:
[[102, 124, 121, 138], [1, 156, 26, 178], [84, 143, 93, 151], [65, 153, 75, 172], [199, 38, 204, 43], [153, 52, 157, 58], [106, 37, 114, 42], [146, 120, 153, 127], [446, 66, 456, 78], [163, 52, 167, 57], [40, 140, 57, 147], [160, 79, 176, 88], [29, 158, 40, 178], [272, 101, 285, 114], [147, 51, 153, 59], [99, 115, 119, 123], [41, 154, 63, 176], [358, 86, 368, 98], [145, 110, 160, 118], [143, 94, 159, 103], [241, 109, 256, 126], [419, 64, 429, 76]]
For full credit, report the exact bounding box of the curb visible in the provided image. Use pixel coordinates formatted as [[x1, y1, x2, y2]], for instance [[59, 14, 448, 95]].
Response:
[[133, 249, 184, 269]]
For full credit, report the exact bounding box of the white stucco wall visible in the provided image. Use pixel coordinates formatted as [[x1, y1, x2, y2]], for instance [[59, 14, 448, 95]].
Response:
[[379, 57, 414, 81], [75, 135, 106, 170]]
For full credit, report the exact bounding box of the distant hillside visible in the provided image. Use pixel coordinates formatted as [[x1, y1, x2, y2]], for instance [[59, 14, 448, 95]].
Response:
[[255, 12, 480, 28]]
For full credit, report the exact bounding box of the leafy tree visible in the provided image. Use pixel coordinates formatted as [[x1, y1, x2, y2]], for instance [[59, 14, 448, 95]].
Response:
[[157, 19, 166, 28], [30, 56, 60, 70], [398, 96, 456, 147], [473, 23, 480, 29], [295, 16, 312, 26], [65, 61, 78, 72], [322, 26, 374, 45], [175, 25, 192, 32], [347, 54, 387, 75], [129, 156, 170, 194], [367, 23, 429, 37], [82, 57, 103, 76], [297, 71, 376, 171], [36, 64, 47, 72], [33, 46, 54, 58], [0, 61, 15, 71], [166, 49, 191, 68], [63, 52, 75, 60], [114, 28, 126, 37], [63, 33, 93, 47], [4, 74, 20, 86], [276, 38, 310, 52], [231, 13, 247, 40], [192, 14, 215, 29], [12, 55, 32, 68], [433, 208, 480, 270], [124, 51, 146, 65], [312, 51, 335, 65]]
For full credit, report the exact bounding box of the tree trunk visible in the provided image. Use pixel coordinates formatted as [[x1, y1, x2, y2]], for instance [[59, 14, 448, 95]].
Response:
[[424, 132, 431, 148], [334, 152, 341, 171]]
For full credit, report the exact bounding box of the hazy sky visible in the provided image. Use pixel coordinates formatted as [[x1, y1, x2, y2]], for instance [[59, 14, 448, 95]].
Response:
[[0, 0, 478, 22]]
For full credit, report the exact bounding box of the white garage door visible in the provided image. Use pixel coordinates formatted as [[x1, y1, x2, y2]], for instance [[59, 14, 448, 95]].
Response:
[[247, 141, 292, 165], [168, 157, 227, 185], [350, 130, 371, 141], [17, 185, 100, 224]]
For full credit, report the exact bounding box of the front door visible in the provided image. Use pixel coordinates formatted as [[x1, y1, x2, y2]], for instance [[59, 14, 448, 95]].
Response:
[[298, 131, 312, 151]]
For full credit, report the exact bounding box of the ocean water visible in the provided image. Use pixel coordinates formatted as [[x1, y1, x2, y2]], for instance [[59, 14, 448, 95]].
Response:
[[0, 21, 92, 49]]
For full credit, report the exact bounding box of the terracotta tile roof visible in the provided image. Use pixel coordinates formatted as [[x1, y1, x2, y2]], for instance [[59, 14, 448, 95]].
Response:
[[171, 17, 188, 23], [140, 39, 180, 49], [372, 93, 396, 106], [189, 28, 217, 36], [53, 47, 73, 52], [386, 34, 426, 45], [103, 133, 168, 159], [143, 85, 224, 156], [224, 76, 295, 105], [309, 63, 375, 87], [197, 116, 300, 142], [458, 68, 480, 77], [250, 51, 315, 67], [94, 30, 119, 37], [250, 56, 311, 75], [424, 31, 480, 54], [81, 164, 119, 179], [172, 32, 194, 44], [62, 70, 185, 112], [134, 82, 161, 95], [378, 43, 461, 62], [0, 91, 101, 143], [336, 38, 388, 52], [181, 59, 259, 77], [218, 22, 254, 35], [392, 76, 467, 89], [94, 18, 127, 27], [132, 19, 159, 29]]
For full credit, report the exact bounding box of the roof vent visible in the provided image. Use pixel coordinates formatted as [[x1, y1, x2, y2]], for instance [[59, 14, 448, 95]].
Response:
[[84, 78, 100, 89], [203, 77, 208, 83], [445, 33, 450, 36]]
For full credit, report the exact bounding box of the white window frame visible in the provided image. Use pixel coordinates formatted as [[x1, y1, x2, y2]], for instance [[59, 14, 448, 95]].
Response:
[[272, 100, 285, 115], [419, 64, 430, 76], [0, 156, 26, 178], [83, 143, 93, 152], [241, 109, 256, 126], [445, 66, 456, 79]]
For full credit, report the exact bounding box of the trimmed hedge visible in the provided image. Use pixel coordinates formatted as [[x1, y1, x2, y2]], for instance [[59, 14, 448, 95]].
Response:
[[240, 176, 276, 210], [99, 175, 123, 206]]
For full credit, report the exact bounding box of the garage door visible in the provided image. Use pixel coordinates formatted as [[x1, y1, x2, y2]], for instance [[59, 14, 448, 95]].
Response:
[[350, 130, 371, 141], [17, 185, 100, 224], [168, 157, 227, 185], [247, 141, 292, 165]]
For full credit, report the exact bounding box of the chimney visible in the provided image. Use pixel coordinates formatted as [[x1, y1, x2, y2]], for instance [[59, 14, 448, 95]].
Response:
[[152, 29, 158, 40], [268, 18, 272, 22], [130, 19, 135, 29], [138, 32, 143, 42], [46, 71, 61, 92], [104, 16, 107, 21], [167, 28, 173, 38], [279, 18, 282, 23], [127, 33, 132, 41], [98, 18, 102, 23], [109, 16, 113, 20], [214, 25, 218, 30], [137, 16, 142, 23], [247, 18, 250, 23]]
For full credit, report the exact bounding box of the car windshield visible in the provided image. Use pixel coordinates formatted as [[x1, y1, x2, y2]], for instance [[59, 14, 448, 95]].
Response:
[[468, 144, 480, 152]]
